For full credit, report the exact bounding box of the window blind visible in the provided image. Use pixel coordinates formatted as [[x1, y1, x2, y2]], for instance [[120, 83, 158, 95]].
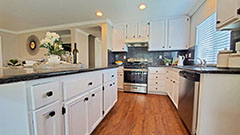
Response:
[[195, 13, 231, 64]]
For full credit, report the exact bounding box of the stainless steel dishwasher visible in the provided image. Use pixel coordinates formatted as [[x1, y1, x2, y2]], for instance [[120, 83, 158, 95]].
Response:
[[179, 71, 200, 135]]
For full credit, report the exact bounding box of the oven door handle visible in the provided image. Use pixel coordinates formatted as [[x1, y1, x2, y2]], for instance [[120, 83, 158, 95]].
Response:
[[124, 68, 148, 72]]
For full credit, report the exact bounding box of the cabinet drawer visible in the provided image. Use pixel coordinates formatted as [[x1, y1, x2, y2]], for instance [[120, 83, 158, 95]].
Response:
[[148, 74, 165, 80], [148, 67, 166, 74], [104, 69, 117, 83], [148, 86, 165, 93], [148, 80, 165, 86], [30, 81, 60, 110], [63, 72, 102, 100]]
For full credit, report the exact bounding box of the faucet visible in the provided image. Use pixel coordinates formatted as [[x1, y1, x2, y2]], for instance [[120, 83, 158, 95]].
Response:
[[197, 58, 207, 67], [188, 58, 207, 67]]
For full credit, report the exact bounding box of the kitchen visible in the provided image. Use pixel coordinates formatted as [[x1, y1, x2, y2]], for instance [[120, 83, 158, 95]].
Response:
[[0, 0, 240, 135]]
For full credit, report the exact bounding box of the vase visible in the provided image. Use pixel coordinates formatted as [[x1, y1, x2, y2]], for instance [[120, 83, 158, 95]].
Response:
[[47, 55, 61, 64]]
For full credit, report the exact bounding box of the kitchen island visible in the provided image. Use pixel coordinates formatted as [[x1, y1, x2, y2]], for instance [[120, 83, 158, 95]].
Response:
[[0, 65, 118, 135]]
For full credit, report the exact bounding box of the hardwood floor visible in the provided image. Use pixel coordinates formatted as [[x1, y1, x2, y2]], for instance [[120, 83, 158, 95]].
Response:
[[92, 92, 189, 135]]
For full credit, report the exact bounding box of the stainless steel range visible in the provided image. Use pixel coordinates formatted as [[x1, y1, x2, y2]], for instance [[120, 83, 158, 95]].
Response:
[[123, 62, 148, 93]]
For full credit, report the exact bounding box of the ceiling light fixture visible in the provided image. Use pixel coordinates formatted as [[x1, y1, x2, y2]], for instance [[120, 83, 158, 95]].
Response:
[[138, 3, 147, 10], [96, 11, 103, 17]]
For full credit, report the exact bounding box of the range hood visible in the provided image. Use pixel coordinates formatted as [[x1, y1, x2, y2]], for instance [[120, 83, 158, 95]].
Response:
[[125, 37, 149, 47], [125, 37, 149, 44]]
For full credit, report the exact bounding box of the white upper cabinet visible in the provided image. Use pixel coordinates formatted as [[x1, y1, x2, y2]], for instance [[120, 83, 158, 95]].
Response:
[[112, 23, 127, 52], [148, 19, 167, 51], [216, 0, 240, 30], [138, 22, 150, 38], [167, 17, 189, 50], [126, 22, 138, 39]]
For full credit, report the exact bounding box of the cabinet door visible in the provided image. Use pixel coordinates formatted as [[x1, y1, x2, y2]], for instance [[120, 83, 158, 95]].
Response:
[[111, 80, 118, 106], [103, 81, 112, 114], [217, 0, 239, 28], [33, 101, 62, 135], [89, 86, 103, 133], [112, 23, 127, 52], [117, 73, 123, 89], [174, 81, 179, 108], [168, 17, 189, 50], [149, 20, 167, 51], [64, 93, 89, 135], [138, 22, 149, 38], [126, 23, 138, 39]]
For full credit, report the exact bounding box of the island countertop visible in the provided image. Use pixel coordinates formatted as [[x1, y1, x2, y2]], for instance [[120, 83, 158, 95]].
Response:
[[0, 65, 119, 84]]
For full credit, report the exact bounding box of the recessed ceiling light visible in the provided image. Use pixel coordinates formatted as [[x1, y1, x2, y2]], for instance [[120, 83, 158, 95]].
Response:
[[96, 11, 103, 17], [139, 4, 146, 10]]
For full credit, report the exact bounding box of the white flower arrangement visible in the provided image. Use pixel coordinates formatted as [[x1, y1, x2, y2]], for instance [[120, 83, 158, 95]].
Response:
[[40, 32, 65, 56]]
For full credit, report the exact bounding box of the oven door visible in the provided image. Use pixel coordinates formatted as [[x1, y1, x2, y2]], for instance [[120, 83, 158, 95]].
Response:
[[123, 68, 148, 93], [124, 69, 148, 84]]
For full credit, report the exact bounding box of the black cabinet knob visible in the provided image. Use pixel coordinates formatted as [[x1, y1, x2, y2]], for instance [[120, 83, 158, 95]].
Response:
[[156, 76, 158, 79], [49, 111, 55, 117], [156, 82, 158, 84], [162, 46, 165, 48], [169, 46, 172, 48], [88, 82, 93, 86], [112, 75, 114, 77], [216, 21, 221, 24], [92, 94, 95, 97], [84, 97, 89, 102], [46, 91, 53, 97], [110, 84, 113, 87]]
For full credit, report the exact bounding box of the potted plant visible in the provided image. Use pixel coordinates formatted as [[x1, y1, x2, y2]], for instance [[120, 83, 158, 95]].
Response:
[[40, 32, 65, 64], [163, 58, 172, 66], [8, 59, 21, 67]]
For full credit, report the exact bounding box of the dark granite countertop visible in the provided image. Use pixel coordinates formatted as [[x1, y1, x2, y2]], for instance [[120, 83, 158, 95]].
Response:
[[148, 65, 240, 74], [0, 65, 119, 84]]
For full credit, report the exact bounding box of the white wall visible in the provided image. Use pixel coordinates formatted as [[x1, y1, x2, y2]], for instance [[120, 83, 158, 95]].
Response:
[[0, 31, 18, 66], [189, 0, 217, 47], [17, 30, 48, 60], [72, 28, 89, 68], [95, 38, 102, 67]]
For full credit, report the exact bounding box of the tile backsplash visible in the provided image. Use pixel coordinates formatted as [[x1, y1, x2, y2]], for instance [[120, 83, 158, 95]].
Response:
[[108, 47, 190, 65]]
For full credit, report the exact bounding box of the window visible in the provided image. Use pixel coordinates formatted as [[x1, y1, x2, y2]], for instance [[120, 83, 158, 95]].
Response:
[[195, 13, 231, 64]]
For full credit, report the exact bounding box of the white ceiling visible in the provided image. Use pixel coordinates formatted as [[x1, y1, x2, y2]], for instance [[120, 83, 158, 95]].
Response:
[[0, 0, 200, 32]]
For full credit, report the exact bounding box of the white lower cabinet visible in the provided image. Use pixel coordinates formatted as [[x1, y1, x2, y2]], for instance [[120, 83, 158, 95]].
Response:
[[33, 101, 62, 135], [64, 86, 103, 135], [148, 67, 166, 94], [89, 87, 103, 133], [166, 68, 181, 108], [64, 92, 89, 135]]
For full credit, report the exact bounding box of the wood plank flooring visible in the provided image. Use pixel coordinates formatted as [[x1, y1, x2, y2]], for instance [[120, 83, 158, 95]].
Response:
[[92, 92, 189, 135]]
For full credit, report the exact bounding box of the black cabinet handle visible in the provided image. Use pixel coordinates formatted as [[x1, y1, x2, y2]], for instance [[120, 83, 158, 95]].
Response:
[[173, 81, 176, 83], [162, 46, 165, 48], [46, 91, 53, 97], [156, 71, 158, 73], [92, 94, 95, 97], [84, 97, 89, 102], [156, 76, 158, 79], [156, 82, 158, 84], [88, 82, 93, 86], [49, 111, 55, 117], [112, 74, 115, 78], [113, 82, 115, 85], [110, 84, 113, 87], [238, 8, 240, 15], [216, 21, 221, 24], [169, 46, 172, 48]]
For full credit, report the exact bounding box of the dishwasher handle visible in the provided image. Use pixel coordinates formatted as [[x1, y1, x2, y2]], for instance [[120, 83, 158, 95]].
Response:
[[179, 71, 200, 82]]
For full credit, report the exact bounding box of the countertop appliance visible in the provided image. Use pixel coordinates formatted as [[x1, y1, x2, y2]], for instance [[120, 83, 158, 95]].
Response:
[[123, 62, 148, 93], [217, 50, 233, 68], [179, 71, 200, 135]]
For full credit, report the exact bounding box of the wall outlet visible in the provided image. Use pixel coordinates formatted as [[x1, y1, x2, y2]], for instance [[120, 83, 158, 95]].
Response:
[[159, 55, 162, 59], [189, 53, 192, 58]]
